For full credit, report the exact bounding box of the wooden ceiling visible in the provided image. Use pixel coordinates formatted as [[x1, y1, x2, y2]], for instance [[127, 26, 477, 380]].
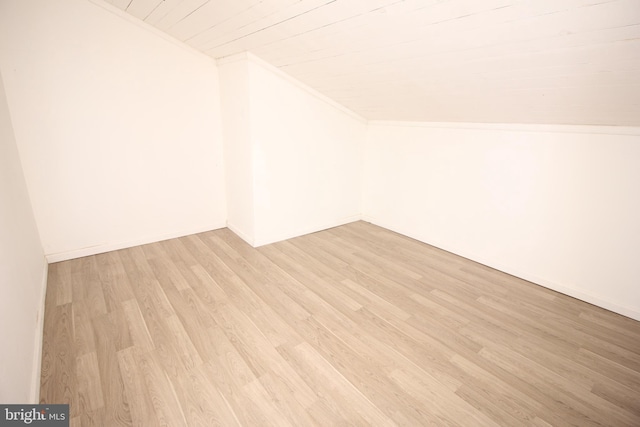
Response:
[[106, 0, 640, 125]]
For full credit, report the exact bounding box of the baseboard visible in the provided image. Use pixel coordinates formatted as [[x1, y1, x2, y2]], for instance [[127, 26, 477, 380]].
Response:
[[30, 259, 48, 403], [364, 217, 640, 322], [253, 214, 363, 247], [226, 222, 256, 247], [45, 223, 227, 263]]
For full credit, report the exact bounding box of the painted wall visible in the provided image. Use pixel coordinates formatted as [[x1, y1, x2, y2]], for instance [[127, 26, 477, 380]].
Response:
[[218, 56, 255, 244], [248, 55, 365, 246], [0, 0, 226, 262], [218, 53, 365, 247], [0, 69, 48, 403], [364, 122, 640, 320]]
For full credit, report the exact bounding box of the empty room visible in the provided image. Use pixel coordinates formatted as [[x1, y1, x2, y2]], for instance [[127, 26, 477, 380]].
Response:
[[1, 0, 639, 425]]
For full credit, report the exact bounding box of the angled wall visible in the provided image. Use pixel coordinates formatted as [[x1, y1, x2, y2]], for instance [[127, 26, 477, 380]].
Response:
[[218, 55, 255, 244], [219, 53, 365, 247], [0, 68, 47, 403], [0, 0, 226, 262], [364, 122, 640, 320]]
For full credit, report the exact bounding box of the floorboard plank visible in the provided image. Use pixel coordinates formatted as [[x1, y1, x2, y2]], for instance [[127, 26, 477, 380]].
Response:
[[40, 222, 640, 426]]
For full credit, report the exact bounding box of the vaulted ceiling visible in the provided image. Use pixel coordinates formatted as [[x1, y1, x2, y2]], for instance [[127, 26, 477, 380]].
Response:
[[106, 0, 640, 126]]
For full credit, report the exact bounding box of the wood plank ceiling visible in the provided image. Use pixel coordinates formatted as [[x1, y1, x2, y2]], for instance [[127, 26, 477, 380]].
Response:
[[107, 0, 640, 126]]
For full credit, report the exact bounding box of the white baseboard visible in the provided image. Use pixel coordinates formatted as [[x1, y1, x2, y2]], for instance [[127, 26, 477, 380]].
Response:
[[364, 217, 640, 322], [226, 222, 256, 247], [253, 214, 363, 247], [45, 223, 227, 263], [30, 259, 48, 403]]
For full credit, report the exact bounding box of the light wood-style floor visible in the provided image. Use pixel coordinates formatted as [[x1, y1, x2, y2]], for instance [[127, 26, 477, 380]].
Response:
[[40, 221, 640, 426]]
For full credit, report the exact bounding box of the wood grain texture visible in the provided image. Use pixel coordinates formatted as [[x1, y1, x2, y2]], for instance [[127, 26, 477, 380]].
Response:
[[110, 0, 640, 125], [40, 221, 640, 426]]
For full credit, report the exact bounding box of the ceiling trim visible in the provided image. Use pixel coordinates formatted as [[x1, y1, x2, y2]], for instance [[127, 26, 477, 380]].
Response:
[[369, 121, 640, 135], [219, 52, 367, 123], [86, 0, 218, 62]]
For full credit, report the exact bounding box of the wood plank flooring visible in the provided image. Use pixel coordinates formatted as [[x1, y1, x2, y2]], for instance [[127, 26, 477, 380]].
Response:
[[40, 221, 640, 426]]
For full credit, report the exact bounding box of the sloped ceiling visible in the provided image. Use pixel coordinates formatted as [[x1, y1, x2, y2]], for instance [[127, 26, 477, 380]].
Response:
[[107, 0, 640, 126]]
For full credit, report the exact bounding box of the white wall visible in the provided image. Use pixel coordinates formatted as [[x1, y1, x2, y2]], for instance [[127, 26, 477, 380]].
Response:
[[219, 53, 365, 247], [0, 0, 226, 262], [248, 55, 365, 246], [364, 122, 640, 321], [0, 69, 48, 403], [218, 56, 255, 244]]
